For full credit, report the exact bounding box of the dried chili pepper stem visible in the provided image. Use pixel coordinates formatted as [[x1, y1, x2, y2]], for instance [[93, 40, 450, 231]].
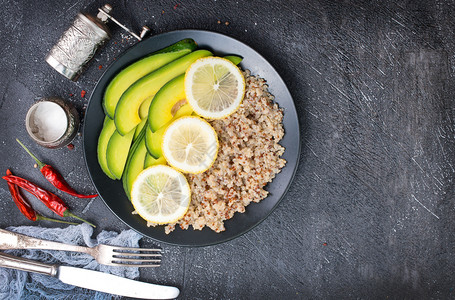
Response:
[[16, 139, 45, 169], [16, 139, 98, 199], [5, 169, 79, 225], [35, 215, 79, 225], [2, 174, 96, 228]]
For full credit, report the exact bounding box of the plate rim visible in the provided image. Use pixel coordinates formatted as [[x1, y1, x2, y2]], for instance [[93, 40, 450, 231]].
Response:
[[83, 29, 301, 247]]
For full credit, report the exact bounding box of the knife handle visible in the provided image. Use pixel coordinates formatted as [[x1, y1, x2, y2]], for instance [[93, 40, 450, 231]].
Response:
[[0, 252, 57, 276], [0, 228, 90, 253]]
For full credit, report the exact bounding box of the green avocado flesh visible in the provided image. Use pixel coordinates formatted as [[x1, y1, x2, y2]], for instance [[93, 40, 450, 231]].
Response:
[[147, 74, 186, 132], [114, 49, 212, 136], [146, 104, 193, 158], [139, 95, 154, 119], [122, 129, 147, 199], [106, 128, 135, 179], [97, 117, 117, 180], [103, 49, 191, 119], [133, 118, 147, 141], [224, 55, 243, 65], [144, 153, 167, 168], [145, 54, 242, 134], [102, 38, 198, 118]]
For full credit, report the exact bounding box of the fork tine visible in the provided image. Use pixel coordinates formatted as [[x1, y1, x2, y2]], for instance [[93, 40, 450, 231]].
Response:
[[112, 246, 161, 252], [113, 252, 162, 257], [111, 262, 161, 267], [112, 258, 161, 263]]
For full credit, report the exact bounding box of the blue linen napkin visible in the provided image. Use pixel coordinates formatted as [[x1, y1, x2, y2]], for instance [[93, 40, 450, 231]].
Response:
[[0, 223, 143, 300]]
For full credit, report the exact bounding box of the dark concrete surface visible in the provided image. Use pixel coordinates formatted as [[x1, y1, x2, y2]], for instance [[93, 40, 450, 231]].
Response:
[[1, 0, 455, 299]]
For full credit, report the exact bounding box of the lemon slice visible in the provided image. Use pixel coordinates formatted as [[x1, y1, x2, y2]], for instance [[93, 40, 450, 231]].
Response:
[[130, 165, 191, 224], [184, 57, 245, 119], [162, 116, 218, 174]]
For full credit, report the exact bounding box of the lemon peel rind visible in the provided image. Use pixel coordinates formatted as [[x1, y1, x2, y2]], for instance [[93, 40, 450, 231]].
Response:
[[130, 165, 191, 225], [184, 57, 246, 119], [162, 116, 219, 174]]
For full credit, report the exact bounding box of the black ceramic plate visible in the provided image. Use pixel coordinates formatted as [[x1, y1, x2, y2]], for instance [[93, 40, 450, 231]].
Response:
[[83, 30, 300, 247]]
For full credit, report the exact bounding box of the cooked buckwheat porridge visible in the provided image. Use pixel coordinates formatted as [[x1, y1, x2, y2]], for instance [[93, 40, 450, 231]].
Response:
[[148, 70, 286, 233]]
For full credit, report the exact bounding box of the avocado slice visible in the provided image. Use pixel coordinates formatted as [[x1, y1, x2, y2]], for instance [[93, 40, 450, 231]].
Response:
[[133, 118, 147, 141], [147, 55, 243, 132], [106, 128, 135, 179], [103, 50, 192, 119], [139, 95, 154, 119], [114, 49, 212, 136], [145, 124, 163, 159], [144, 153, 167, 168], [146, 104, 193, 158], [224, 55, 243, 65], [122, 130, 148, 199], [97, 116, 117, 179], [103, 38, 198, 118], [147, 74, 185, 132]]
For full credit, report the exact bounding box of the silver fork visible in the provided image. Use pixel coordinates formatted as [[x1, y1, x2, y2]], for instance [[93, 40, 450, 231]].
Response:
[[0, 228, 161, 267]]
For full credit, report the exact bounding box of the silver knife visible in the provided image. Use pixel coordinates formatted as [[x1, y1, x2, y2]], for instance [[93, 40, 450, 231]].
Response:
[[0, 252, 179, 299]]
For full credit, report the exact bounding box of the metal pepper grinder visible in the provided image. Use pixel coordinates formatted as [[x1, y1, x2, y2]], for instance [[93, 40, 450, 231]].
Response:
[[46, 4, 150, 81]]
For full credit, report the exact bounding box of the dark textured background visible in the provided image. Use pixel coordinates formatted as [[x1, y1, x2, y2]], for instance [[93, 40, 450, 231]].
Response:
[[1, 0, 455, 299]]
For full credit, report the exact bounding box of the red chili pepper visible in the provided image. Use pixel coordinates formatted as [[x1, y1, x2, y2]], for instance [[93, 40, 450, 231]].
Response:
[[16, 139, 98, 199], [5, 169, 78, 225], [2, 174, 95, 227]]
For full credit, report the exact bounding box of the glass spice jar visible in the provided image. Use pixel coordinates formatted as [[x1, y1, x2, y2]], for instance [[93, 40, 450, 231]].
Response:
[[25, 97, 80, 149]]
